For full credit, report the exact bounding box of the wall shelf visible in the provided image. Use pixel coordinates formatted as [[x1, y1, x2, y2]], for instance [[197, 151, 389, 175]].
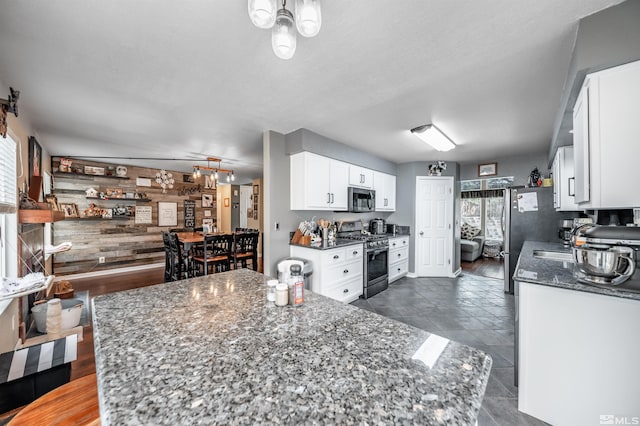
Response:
[[65, 216, 132, 221], [86, 197, 151, 202], [19, 209, 66, 224], [53, 172, 130, 180]]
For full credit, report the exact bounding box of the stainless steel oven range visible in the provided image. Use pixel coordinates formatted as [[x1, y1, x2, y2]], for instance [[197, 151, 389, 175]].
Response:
[[337, 221, 389, 298]]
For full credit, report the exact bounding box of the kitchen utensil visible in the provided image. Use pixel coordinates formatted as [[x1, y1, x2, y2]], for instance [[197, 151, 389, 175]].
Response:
[[573, 246, 636, 285]]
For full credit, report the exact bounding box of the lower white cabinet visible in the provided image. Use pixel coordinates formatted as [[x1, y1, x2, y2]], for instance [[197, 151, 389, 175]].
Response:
[[388, 236, 409, 283], [290, 244, 364, 303], [517, 281, 640, 425]]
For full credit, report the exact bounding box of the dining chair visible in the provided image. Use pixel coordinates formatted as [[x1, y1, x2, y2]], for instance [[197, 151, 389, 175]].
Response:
[[161, 231, 173, 282], [191, 234, 233, 275], [233, 232, 259, 271], [168, 232, 190, 281]]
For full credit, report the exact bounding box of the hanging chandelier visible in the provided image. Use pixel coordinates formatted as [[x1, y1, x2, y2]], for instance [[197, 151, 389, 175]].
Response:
[[193, 157, 235, 186], [248, 0, 321, 60]]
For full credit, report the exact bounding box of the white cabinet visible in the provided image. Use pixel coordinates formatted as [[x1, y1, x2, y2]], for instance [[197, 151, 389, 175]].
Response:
[[552, 146, 579, 211], [290, 244, 364, 303], [348, 165, 374, 189], [572, 60, 640, 208], [373, 171, 396, 212], [517, 281, 640, 426], [290, 151, 349, 211], [388, 236, 409, 283]]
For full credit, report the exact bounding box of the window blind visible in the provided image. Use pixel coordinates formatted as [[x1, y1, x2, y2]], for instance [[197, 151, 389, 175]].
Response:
[[0, 136, 17, 213]]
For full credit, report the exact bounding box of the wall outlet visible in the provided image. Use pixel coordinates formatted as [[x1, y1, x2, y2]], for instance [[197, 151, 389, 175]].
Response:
[[98, 256, 106, 264]]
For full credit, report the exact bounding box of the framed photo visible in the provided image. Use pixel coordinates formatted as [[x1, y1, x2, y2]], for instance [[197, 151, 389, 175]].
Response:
[[28, 136, 42, 187], [202, 218, 214, 232], [84, 165, 105, 176], [224, 198, 230, 207], [158, 201, 178, 227], [202, 193, 214, 208], [253, 184, 259, 195], [135, 206, 152, 224], [60, 203, 78, 218], [45, 195, 60, 211], [478, 162, 497, 177]]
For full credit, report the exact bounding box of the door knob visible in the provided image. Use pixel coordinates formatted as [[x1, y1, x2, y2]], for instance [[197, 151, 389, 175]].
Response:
[[419, 231, 424, 236]]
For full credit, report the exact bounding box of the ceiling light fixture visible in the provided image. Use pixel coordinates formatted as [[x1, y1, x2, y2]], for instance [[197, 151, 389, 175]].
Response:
[[248, 0, 321, 60], [192, 157, 235, 184], [410, 124, 456, 152]]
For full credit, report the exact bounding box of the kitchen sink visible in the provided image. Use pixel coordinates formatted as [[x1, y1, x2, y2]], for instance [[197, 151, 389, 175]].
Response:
[[533, 250, 574, 262]]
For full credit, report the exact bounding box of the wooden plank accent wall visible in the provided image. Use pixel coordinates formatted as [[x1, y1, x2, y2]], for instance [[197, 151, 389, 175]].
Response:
[[51, 157, 217, 275]]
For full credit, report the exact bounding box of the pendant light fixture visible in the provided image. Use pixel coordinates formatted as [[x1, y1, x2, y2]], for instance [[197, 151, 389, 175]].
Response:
[[248, 0, 321, 60]]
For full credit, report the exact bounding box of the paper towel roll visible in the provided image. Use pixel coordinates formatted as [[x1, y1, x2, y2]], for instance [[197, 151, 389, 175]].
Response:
[[46, 299, 62, 339]]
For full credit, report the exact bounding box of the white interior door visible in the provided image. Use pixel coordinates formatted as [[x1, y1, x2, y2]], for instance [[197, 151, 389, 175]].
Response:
[[239, 185, 252, 228], [415, 176, 453, 277]]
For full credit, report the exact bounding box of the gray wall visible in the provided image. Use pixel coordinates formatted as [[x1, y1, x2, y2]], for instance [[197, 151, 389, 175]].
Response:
[[459, 152, 550, 187], [387, 162, 461, 274], [549, 0, 640, 163], [286, 129, 397, 175]]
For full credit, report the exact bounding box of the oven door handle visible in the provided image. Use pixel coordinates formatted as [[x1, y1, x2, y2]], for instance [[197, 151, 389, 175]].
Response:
[[369, 249, 387, 256]]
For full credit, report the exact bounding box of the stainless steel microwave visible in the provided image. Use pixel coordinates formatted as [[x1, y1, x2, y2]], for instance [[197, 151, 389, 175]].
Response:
[[348, 187, 375, 212]]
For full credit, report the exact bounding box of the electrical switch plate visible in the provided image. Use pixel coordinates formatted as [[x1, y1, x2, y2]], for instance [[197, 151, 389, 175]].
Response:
[[274, 222, 279, 231], [99, 256, 106, 264]]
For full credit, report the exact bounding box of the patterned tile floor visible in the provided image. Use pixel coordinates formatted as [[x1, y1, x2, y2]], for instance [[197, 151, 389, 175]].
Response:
[[351, 274, 549, 426]]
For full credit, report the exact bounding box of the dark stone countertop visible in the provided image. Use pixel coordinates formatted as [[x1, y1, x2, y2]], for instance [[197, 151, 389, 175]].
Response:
[[289, 238, 363, 250], [515, 241, 640, 301], [92, 269, 492, 425]]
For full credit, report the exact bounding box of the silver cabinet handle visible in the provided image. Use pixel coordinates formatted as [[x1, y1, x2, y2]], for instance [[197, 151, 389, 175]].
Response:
[[398, 267, 401, 272], [343, 288, 349, 293], [327, 192, 331, 204], [402, 240, 406, 244], [330, 193, 334, 204], [343, 269, 349, 274], [333, 255, 340, 259], [568, 177, 575, 197], [392, 242, 396, 247], [398, 253, 401, 257], [353, 251, 358, 255]]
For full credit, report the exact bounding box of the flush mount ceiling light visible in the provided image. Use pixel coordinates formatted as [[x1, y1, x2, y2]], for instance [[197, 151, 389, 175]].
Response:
[[193, 157, 235, 183], [410, 124, 456, 152], [248, 0, 321, 60]]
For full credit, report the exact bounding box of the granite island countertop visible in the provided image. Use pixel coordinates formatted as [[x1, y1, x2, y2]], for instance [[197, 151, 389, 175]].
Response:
[[515, 241, 640, 301], [92, 269, 492, 425], [289, 238, 364, 250]]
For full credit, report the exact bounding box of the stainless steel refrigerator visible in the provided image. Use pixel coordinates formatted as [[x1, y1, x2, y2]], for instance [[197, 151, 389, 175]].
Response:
[[502, 186, 580, 294]]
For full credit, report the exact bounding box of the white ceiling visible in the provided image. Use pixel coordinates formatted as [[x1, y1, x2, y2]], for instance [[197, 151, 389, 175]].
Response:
[[0, 0, 622, 183]]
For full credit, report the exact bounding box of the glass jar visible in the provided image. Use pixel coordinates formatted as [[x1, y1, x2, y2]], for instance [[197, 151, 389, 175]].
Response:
[[266, 279, 278, 302], [275, 283, 289, 306]]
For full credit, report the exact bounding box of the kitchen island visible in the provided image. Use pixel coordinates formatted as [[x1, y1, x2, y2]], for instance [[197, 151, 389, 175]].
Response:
[[515, 241, 640, 425], [92, 269, 491, 425]]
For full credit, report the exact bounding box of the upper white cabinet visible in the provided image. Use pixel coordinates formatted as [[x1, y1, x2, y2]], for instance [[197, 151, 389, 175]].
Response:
[[348, 165, 374, 189], [290, 151, 349, 211], [572, 60, 640, 208], [552, 146, 579, 211], [373, 171, 396, 212]]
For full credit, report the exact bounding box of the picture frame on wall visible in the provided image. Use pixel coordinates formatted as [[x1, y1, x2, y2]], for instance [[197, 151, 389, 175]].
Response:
[[478, 162, 498, 177], [60, 203, 78, 218], [158, 201, 178, 227], [28, 136, 42, 187], [224, 198, 230, 207], [202, 193, 214, 208]]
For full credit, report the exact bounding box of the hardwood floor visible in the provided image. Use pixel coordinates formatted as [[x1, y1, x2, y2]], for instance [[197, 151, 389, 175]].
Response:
[[461, 256, 505, 280]]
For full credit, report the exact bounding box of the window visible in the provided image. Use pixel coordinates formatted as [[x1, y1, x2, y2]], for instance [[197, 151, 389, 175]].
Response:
[[460, 177, 511, 242], [0, 134, 18, 280]]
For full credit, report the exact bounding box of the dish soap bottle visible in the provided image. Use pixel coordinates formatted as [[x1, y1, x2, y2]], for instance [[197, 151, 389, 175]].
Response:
[[288, 264, 304, 306]]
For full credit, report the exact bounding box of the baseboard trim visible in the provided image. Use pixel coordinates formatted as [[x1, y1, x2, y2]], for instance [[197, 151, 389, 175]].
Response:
[[406, 272, 418, 279], [53, 263, 164, 281]]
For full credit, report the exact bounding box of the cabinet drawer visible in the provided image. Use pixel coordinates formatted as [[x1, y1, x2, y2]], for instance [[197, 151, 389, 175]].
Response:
[[389, 260, 408, 283], [324, 259, 363, 284], [345, 244, 364, 260], [323, 276, 363, 303], [322, 248, 347, 266], [389, 237, 409, 249], [389, 246, 409, 263]]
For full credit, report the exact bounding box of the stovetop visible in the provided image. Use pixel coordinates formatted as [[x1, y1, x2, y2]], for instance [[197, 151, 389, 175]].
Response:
[[337, 233, 389, 249]]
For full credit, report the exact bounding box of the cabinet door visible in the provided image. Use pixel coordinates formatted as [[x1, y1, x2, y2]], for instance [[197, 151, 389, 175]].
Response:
[[573, 82, 590, 204], [304, 153, 332, 209], [349, 166, 373, 189], [329, 160, 349, 210], [374, 172, 396, 212], [385, 174, 396, 211], [552, 153, 560, 209]]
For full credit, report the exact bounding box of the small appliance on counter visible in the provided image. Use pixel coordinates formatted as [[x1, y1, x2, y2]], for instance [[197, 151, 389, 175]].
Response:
[[369, 218, 385, 234], [572, 224, 640, 292], [387, 224, 410, 236], [558, 220, 574, 247]]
